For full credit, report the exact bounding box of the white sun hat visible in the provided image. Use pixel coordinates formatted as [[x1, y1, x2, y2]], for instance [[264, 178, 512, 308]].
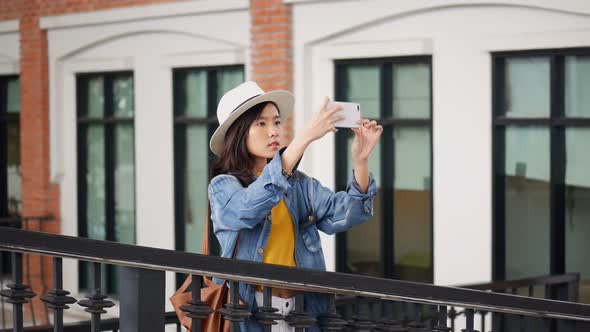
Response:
[[209, 81, 294, 156]]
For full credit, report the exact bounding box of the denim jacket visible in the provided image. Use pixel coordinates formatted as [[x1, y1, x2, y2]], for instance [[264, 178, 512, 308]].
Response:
[[208, 150, 377, 331]]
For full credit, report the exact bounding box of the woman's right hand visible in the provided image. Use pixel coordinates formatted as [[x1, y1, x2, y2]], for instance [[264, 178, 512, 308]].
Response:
[[281, 97, 344, 175], [301, 96, 344, 144]]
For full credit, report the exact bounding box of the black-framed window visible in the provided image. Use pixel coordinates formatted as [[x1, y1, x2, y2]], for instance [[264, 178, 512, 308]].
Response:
[[173, 66, 243, 281], [0, 76, 20, 218], [335, 57, 433, 283], [1, 76, 20, 276], [492, 49, 590, 306], [77, 72, 136, 294]]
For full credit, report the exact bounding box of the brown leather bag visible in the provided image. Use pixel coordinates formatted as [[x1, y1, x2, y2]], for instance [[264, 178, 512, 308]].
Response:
[[169, 212, 238, 332], [170, 274, 232, 332]]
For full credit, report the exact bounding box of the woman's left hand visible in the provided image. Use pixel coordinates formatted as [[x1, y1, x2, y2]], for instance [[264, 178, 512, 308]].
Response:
[[351, 119, 383, 163]]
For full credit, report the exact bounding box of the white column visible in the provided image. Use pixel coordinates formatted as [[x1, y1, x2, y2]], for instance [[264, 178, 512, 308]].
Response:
[[432, 37, 492, 286], [134, 56, 176, 308]]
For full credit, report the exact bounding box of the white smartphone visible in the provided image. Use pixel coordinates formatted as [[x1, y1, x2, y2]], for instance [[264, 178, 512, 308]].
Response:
[[329, 101, 361, 128]]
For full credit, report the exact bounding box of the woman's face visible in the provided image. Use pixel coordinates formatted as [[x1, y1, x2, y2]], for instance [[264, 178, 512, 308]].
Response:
[[247, 103, 282, 162]]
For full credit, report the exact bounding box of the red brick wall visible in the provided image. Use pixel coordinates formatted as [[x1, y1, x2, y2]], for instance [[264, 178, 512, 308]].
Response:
[[0, 0, 186, 325], [250, 0, 294, 143], [0, 0, 294, 324]]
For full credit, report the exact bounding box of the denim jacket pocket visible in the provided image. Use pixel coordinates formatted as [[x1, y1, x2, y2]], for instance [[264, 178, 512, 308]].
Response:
[[301, 224, 321, 252]]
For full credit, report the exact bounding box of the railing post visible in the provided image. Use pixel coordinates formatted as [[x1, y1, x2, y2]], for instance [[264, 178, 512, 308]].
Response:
[[0, 252, 36, 332], [119, 266, 165, 332], [348, 296, 376, 331], [179, 275, 214, 332], [254, 286, 283, 331], [317, 294, 347, 331], [191, 276, 203, 332], [406, 303, 428, 332], [448, 307, 457, 331], [78, 262, 114, 332], [375, 301, 407, 331], [218, 280, 251, 332], [285, 292, 316, 332], [477, 310, 487, 332], [461, 308, 479, 332], [432, 305, 451, 332], [41, 257, 77, 332]]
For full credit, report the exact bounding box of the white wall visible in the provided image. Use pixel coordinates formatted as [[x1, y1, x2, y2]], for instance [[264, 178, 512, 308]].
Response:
[[36, 0, 590, 325], [42, 0, 250, 310], [0, 20, 19, 75], [289, 0, 590, 287]]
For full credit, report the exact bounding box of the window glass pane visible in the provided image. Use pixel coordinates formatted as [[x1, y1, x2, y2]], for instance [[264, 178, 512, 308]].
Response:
[[86, 77, 104, 118], [393, 127, 432, 282], [184, 71, 208, 118], [393, 63, 430, 119], [217, 68, 244, 104], [86, 125, 106, 241], [173, 66, 243, 260], [6, 78, 19, 113], [565, 56, 590, 117], [343, 65, 380, 118], [183, 125, 209, 254], [338, 61, 432, 281], [113, 76, 134, 117], [345, 132, 382, 277], [504, 57, 550, 118], [7, 120, 21, 216], [565, 128, 590, 304], [504, 127, 550, 279], [339, 64, 381, 277], [79, 74, 135, 294], [345, 203, 382, 277], [114, 123, 135, 244]]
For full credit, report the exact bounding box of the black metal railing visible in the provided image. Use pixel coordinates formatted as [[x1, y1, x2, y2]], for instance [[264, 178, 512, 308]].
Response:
[[333, 272, 580, 332], [13, 273, 580, 332], [450, 273, 581, 332], [1, 226, 590, 332], [0, 216, 54, 330], [0, 312, 181, 332]]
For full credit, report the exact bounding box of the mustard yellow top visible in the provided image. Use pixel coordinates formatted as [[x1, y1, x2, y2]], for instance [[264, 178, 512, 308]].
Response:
[[256, 193, 296, 292], [262, 198, 296, 267]]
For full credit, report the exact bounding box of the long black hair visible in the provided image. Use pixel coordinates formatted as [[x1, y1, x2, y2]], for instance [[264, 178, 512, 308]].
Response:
[[211, 102, 276, 186]]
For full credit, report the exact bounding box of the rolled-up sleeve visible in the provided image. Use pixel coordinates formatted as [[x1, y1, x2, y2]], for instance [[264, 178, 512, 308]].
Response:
[[345, 170, 377, 216]]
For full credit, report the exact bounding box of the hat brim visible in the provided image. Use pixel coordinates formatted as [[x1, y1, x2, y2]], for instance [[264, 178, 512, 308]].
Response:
[[209, 90, 294, 156]]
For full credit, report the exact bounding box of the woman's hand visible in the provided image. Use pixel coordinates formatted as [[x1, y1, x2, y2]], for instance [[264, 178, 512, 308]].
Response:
[[350, 119, 382, 193], [351, 119, 383, 163], [301, 96, 345, 144], [281, 97, 344, 174]]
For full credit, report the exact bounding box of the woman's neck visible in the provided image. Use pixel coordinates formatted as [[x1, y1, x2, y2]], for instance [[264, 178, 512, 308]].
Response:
[[253, 157, 266, 175]]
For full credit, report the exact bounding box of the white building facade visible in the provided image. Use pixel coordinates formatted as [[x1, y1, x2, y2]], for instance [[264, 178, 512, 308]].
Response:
[[3, 0, 588, 325]]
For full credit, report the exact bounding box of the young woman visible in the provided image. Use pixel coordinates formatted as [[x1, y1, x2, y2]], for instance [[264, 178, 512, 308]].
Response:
[[208, 81, 382, 331]]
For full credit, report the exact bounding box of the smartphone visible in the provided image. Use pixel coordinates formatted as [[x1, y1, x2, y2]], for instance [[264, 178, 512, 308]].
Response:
[[329, 101, 361, 128]]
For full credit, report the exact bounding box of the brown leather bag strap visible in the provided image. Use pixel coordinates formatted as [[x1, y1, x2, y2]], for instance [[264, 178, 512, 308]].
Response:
[[201, 203, 211, 256]]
